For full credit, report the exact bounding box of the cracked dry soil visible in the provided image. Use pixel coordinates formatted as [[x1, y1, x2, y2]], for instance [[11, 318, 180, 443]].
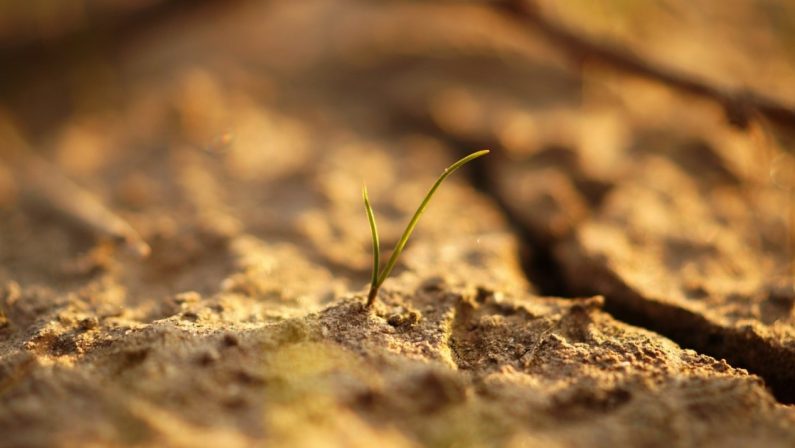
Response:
[[1, 1, 795, 447]]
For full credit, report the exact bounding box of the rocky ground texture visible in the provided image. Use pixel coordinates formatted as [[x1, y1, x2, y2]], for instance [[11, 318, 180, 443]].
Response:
[[1, 1, 794, 447]]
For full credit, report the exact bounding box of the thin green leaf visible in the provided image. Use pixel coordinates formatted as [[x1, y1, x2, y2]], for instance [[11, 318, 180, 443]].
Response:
[[362, 184, 380, 290], [375, 149, 490, 288]]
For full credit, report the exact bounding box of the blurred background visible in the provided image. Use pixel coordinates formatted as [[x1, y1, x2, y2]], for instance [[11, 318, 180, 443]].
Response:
[[2, 0, 792, 284], [2, 0, 795, 445]]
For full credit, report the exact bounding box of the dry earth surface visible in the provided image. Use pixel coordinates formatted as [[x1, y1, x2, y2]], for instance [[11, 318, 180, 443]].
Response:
[[1, 1, 794, 447]]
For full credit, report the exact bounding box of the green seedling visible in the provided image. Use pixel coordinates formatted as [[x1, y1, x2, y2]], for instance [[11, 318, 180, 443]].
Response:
[[362, 149, 490, 307]]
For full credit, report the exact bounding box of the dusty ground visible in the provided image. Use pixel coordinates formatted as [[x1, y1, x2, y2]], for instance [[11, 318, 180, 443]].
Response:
[[1, 1, 794, 447]]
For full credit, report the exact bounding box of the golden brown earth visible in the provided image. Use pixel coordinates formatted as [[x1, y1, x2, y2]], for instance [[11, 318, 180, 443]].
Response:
[[1, 1, 794, 447]]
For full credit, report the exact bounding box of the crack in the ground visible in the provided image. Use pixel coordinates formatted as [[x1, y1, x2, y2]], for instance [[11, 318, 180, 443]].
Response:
[[466, 154, 572, 298], [451, 146, 795, 406], [562, 262, 795, 405], [390, 101, 794, 403]]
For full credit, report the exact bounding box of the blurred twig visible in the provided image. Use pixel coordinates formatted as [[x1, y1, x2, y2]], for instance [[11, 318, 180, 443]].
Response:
[[22, 154, 151, 259], [495, 0, 795, 132], [0, 118, 150, 258]]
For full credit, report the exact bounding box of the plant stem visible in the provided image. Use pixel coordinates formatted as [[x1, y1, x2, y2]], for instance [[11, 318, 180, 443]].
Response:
[[366, 287, 379, 308], [363, 185, 380, 307]]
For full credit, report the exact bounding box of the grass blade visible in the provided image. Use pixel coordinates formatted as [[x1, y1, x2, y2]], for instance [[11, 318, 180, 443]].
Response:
[[375, 149, 490, 288], [363, 185, 380, 293]]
